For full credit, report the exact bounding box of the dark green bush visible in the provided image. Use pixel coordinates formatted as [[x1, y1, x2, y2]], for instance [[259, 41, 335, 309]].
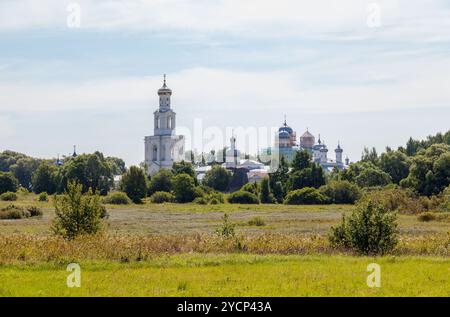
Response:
[[172, 174, 197, 203], [120, 166, 147, 204], [319, 181, 361, 204], [329, 199, 398, 255], [0, 191, 18, 201], [103, 192, 131, 205], [150, 191, 175, 204], [259, 177, 275, 204], [284, 187, 327, 205], [228, 191, 260, 204]]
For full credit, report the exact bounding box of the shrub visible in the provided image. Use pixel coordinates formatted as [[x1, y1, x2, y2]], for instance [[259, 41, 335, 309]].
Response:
[[150, 191, 175, 204], [38, 192, 49, 202], [0, 192, 18, 201], [228, 191, 260, 204], [52, 181, 103, 240], [0, 205, 29, 219], [172, 173, 197, 203], [216, 213, 235, 237], [120, 166, 147, 203], [27, 206, 43, 217], [319, 181, 361, 204], [194, 191, 225, 205], [207, 192, 225, 204], [241, 182, 260, 195], [202, 166, 231, 192], [148, 169, 173, 194], [417, 212, 436, 222], [193, 197, 208, 205], [248, 216, 266, 226], [329, 199, 398, 255], [284, 187, 327, 205], [438, 185, 450, 212], [362, 187, 425, 214], [103, 192, 131, 205], [100, 205, 109, 219]]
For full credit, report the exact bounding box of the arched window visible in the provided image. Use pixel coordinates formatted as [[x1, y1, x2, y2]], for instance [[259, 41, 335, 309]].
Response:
[[152, 146, 158, 162]]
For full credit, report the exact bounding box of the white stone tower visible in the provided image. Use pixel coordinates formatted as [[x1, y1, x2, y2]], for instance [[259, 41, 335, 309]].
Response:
[[144, 75, 185, 176], [225, 134, 240, 169], [335, 142, 343, 164]]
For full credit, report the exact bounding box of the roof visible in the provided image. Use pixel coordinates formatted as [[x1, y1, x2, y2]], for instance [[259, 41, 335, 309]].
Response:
[[300, 130, 315, 139]]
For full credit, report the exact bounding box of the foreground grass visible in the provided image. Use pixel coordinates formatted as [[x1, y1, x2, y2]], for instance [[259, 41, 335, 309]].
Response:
[[0, 254, 448, 296]]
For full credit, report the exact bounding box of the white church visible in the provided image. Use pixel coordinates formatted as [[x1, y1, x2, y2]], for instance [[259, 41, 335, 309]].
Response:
[[144, 75, 185, 176]]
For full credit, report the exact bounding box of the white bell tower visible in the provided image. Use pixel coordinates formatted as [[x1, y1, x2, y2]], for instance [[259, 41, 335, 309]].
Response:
[[144, 75, 185, 176]]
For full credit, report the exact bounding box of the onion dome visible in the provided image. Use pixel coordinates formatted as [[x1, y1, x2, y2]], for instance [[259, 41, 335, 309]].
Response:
[[300, 129, 315, 148], [158, 74, 172, 95], [279, 130, 290, 139]]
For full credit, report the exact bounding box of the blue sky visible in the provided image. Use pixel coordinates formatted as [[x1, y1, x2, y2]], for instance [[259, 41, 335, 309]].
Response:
[[0, 0, 449, 166]]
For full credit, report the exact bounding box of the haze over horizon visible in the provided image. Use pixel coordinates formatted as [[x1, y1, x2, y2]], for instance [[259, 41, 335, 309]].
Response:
[[1, 0, 449, 166]]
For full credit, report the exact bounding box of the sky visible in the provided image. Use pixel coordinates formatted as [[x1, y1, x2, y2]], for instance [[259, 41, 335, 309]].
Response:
[[0, 0, 449, 166]]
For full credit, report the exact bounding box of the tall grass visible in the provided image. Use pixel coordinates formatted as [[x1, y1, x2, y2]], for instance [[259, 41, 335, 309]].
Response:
[[0, 232, 447, 264]]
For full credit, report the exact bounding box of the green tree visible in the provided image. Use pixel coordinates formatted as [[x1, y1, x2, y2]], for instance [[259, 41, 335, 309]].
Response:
[[0, 172, 19, 194], [105, 157, 126, 175], [148, 169, 173, 194], [59, 152, 113, 195], [319, 180, 361, 204], [269, 155, 289, 203], [287, 164, 326, 191], [32, 162, 59, 194], [379, 150, 411, 184], [120, 166, 148, 203], [401, 144, 450, 196], [259, 177, 274, 203], [172, 173, 197, 203], [292, 150, 311, 171], [172, 161, 196, 179], [10, 157, 40, 190], [52, 181, 103, 240], [355, 167, 391, 188], [202, 166, 231, 192], [361, 147, 379, 164]]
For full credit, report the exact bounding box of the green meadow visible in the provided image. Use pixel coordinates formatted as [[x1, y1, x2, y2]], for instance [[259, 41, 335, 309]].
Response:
[[0, 255, 448, 297], [0, 194, 448, 297]]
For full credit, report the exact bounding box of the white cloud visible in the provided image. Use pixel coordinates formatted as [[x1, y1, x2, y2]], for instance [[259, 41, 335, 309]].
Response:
[[1, 0, 449, 43], [1, 55, 449, 116]]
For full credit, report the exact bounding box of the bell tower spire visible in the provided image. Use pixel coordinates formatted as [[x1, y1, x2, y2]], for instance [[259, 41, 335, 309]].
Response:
[[158, 74, 172, 111]]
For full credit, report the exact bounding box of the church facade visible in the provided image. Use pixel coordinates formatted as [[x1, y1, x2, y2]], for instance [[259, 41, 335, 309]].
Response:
[[144, 76, 185, 176]]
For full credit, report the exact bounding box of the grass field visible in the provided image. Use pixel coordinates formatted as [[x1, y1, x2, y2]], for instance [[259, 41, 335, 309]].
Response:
[[0, 194, 448, 297], [0, 254, 448, 296]]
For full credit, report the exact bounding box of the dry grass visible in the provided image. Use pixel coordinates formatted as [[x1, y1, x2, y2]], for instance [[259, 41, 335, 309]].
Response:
[[0, 232, 448, 264]]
